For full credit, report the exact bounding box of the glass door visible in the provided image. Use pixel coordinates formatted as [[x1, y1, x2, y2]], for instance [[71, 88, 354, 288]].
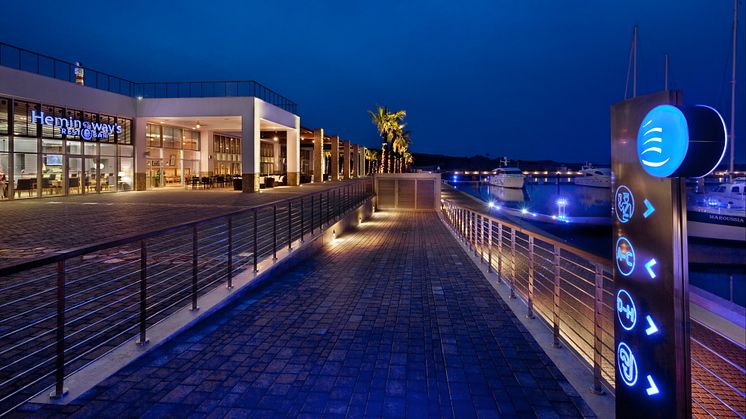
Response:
[[67, 156, 83, 195], [84, 157, 98, 193], [146, 159, 163, 189]]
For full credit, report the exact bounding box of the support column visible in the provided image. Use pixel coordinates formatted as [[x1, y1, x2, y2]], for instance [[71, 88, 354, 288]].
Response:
[[241, 99, 260, 192], [361, 146, 367, 176], [312, 128, 324, 183], [199, 129, 213, 177], [134, 117, 147, 191], [342, 140, 351, 180], [352, 144, 360, 178], [330, 135, 340, 181], [286, 115, 300, 186]]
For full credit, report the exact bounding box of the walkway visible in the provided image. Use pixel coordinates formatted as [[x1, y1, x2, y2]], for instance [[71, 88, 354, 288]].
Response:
[[15, 211, 592, 418], [0, 180, 361, 266]]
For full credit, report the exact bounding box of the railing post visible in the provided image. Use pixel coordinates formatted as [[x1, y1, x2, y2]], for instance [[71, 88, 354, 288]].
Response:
[[191, 226, 199, 311], [300, 198, 305, 242], [487, 219, 493, 273], [527, 236, 535, 319], [137, 241, 148, 345], [592, 263, 605, 394], [226, 217, 233, 289], [50, 260, 68, 399], [253, 208, 258, 272], [327, 190, 330, 225], [552, 245, 561, 348], [480, 215, 485, 261], [510, 229, 516, 299], [273, 204, 278, 260], [287, 201, 292, 250], [311, 195, 315, 234], [497, 224, 503, 283]]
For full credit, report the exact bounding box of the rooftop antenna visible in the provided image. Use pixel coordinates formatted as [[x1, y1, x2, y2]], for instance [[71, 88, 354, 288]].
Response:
[[728, 0, 738, 179], [624, 25, 639, 99]]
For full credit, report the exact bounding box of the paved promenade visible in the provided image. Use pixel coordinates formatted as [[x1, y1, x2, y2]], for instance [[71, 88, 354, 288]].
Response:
[[14, 211, 591, 418], [0, 181, 360, 266]]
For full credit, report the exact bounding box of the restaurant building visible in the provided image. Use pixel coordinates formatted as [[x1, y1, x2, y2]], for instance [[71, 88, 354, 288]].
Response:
[[0, 41, 364, 200]]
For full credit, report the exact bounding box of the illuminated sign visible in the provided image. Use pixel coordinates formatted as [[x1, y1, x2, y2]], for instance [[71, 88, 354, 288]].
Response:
[[615, 237, 635, 277], [616, 289, 637, 331], [637, 104, 727, 178], [615, 185, 635, 223], [31, 110, 122, 140], [612, 91, 707, 418]]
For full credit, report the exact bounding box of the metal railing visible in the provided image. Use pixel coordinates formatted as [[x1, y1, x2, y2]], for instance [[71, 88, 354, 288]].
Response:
[[0, 179, 372, 415], [441, 199, 745, 418], [0, 41, 298, 113]]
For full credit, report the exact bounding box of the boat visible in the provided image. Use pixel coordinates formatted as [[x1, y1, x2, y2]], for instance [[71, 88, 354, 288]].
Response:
[[486, 167, 525, 189], [687, 179, 746, 242], [574, 164, 611, 188]]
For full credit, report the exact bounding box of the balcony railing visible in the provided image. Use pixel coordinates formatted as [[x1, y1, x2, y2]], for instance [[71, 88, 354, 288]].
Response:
[[0, 179, 372, 415], [441, 199, 745, 418], [0, 41, 298, 114]]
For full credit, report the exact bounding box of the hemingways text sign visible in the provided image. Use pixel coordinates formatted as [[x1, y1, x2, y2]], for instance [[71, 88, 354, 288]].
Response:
[[31, 110, 122, 140], [611, 91, 727, 419]]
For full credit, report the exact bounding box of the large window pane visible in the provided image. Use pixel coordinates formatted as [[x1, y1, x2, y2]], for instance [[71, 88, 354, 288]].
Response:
[[68, 157, 83, 194], [13, 101, 38, 137], [13, 152, 37, 198], [14, 137, 37, 153], [0, 153, 8, 199], [118, 157, 133, 191], [100, 156, 116, 192], [42, 153, 63, 196], [0, 98, 8, 134]]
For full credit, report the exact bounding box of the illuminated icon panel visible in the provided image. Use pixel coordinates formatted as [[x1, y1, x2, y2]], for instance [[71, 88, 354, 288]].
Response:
[[645, 259, 658, 279], [615, 237, 636, 277], [616, 289, 637, 331], [643, 199, 655, 218], [645, 315, 659, 335], [617, 342, 638, 387], [637, 105, 689, 177], [615, 185, 635, 223], [646, 375, 660, 396]]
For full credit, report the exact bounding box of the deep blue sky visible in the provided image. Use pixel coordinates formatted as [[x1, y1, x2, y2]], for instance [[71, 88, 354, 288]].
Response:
[[2, 0, 744, 164]]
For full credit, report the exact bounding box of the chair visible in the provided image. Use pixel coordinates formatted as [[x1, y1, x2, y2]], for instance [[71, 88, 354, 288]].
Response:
[[216, 176, 225, 188], [69, 177, 80, 193], [201, 177, 211, 189], [15, 178, 36, 197], [191, 176, 200, 189]]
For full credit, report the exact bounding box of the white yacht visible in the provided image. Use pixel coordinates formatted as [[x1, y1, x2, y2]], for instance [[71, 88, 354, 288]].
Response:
[[487, 167, 525, 189], [687, 179, 746, 242], [574, 164, 611, 188]]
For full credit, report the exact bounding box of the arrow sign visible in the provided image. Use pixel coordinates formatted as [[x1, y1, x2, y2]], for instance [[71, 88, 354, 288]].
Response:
[[646, 375, 660, 396], [643, 199, 655, 218], [645, 259, 657, 279], [645, 315, 659, 335]]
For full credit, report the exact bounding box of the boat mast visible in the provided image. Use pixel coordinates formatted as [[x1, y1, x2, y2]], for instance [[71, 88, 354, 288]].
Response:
[[633, 25, 638, 98], [664, 53, 669, 91], [729, 0, 738, 178]]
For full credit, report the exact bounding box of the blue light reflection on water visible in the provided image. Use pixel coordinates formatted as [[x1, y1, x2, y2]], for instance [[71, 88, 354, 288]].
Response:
[[452, 179, 612, 219]]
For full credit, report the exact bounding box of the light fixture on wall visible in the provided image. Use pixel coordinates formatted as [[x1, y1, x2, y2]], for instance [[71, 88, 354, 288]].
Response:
[[195, 121, 201, 129]]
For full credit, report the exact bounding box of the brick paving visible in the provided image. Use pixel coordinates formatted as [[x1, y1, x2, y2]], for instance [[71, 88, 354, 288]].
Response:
[[0, 181, 361, 266], [13, 211, 592, 418]]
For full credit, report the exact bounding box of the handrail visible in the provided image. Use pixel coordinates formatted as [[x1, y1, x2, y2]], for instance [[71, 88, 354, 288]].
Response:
[[0, 41, 298, 113], [0, 181, 366, 275], [441, 198, 746, 418]]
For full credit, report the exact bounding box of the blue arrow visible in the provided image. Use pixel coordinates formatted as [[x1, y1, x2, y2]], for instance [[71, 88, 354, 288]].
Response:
[[646, 375, 659, 396], [645, 315, 659, 335], [643, 199, 655, 218], [645, 259, 657, 279]]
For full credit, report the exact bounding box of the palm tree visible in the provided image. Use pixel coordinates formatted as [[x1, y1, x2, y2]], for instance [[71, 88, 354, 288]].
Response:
[[365, 149, 379, 175], [392, 130, 410, 173], [369, 106, 406, 173], [403, 151, 413, 172]]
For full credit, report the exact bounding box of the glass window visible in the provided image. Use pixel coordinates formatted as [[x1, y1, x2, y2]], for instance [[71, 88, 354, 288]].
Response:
[[13, 152, 38, 199], [67, 141, 82, 155], [84, 142, 97, 155], [117, 118, 132, 144], [42, 154, 64, 196], [64, 109, 83, 140], [0, 98, 8, 134], [118, 145, 133, 157], [13, 137, 37, 153], [40, 105, 65, 139], [99, 115, 116, 143], [184, 130, 199, 150], [162, 126, 178, 149], [42, 139, 63, 153], [100, 156, 117, 192], [118, 156, 133, 191], [146, 124, 161, 147], [0, 153, 9, 200], [100, 143, 117, 156], [13, 101, 39, 137], [0, 136, 9, 152]]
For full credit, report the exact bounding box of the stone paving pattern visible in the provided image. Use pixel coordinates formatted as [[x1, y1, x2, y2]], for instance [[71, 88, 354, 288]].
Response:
[[14, 211, 592, 418], [0, 181, 362, 266]]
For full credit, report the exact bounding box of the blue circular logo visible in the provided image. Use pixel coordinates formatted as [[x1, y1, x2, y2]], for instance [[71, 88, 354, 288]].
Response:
[[615, 237, 635, 277], [637, 105, 689, 177], [617, 342, 638, 387], [81, 128, 93, 140], [614, 185, 635, 223], [616, 289, 637, 331]]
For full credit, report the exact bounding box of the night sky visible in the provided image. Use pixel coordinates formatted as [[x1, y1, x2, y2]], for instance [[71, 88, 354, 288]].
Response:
[[2, 0, 744, 164]]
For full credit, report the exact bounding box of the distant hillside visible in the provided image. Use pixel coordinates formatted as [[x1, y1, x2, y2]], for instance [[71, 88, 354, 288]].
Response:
[[409, 152, 604, 171]]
